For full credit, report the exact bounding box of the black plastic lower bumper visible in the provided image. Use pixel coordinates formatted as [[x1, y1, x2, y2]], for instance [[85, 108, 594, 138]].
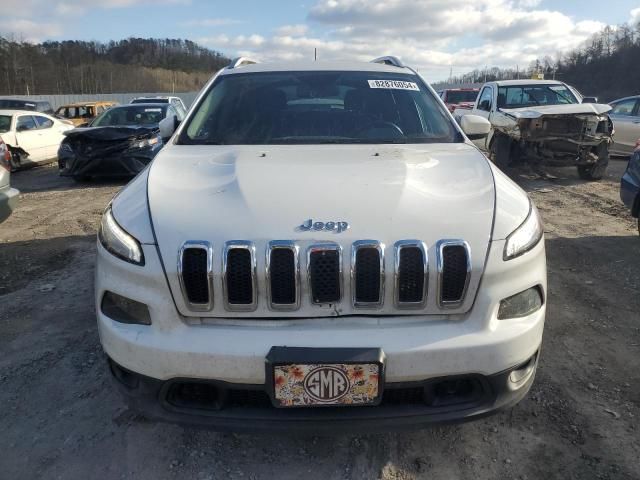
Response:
[[108, 353, 538, 434]]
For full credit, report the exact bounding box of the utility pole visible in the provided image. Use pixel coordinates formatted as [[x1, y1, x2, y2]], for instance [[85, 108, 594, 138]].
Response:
[[314, 48, 317, 61]]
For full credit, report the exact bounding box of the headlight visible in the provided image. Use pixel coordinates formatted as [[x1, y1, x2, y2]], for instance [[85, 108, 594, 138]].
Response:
[[135, 135, 161, 149], [98, 206, 145, 265], [503, 202, 543, 260]]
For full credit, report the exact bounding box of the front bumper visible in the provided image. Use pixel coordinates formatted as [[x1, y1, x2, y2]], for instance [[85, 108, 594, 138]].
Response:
[[108, 350, 539, 433], [0, 185, 19, 223], [96, 235, 546, 430]]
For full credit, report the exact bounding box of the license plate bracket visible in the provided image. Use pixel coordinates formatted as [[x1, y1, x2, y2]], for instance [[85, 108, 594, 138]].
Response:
[[266, 347, 385, 408]]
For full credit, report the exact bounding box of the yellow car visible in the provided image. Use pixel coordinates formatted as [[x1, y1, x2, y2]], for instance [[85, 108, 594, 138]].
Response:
[[55, 101, 118, 127]]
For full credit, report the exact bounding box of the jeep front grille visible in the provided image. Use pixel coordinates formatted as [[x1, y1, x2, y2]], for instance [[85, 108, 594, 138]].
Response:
[[308, 244, 342, 304], [266, 241, 299, 310], [223, 241, 257, 311], [437, 240, 471, 308], [178, 241, 213, 311], [177, 239, 473, 314], [394, 241, 428, 308]]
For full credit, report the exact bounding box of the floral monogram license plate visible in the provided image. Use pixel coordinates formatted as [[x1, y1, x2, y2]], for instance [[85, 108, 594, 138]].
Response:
[[273, 363, 381, 407]]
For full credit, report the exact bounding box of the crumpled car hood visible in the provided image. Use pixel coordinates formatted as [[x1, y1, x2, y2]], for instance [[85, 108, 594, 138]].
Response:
[[500, 103, 611, 118]]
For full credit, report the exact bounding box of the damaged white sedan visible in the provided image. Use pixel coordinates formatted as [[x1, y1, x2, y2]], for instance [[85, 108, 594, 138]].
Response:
[[461, 80, 613, 180]]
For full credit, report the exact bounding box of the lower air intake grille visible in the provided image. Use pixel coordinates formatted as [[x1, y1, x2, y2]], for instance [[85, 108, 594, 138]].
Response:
[[225, 248, 254, 305], [440, 244, 469, 304], [269, 248, 296, 305], [181, 248, 210, 305], [309, 248, 341, 304], [397, 246, 425, 304], [354, 247, 382, 304]]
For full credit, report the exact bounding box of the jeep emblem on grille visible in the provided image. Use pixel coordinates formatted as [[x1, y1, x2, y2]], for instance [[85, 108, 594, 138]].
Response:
[[299, 219, 350, 233], [303, 366, 350, 402]]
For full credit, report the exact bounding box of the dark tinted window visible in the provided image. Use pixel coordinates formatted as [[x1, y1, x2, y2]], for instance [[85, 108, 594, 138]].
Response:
[[0, 99, 36, 110], [17, 115, 37, 131], [131, 98, 169, 104], [180, 71, 458, 145], [91, 105, 168, 127], [446, 90, 479, 104], [0, 115, 11, 133], [34, 115, 54, 129]]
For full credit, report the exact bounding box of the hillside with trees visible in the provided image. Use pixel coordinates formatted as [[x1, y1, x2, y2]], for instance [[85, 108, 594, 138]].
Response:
[[0, 37, 230, 95], [435, 22, 640, 102]]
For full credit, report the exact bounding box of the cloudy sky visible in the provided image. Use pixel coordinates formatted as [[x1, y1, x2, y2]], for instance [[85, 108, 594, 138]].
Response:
[[1, 0, 639, 81]]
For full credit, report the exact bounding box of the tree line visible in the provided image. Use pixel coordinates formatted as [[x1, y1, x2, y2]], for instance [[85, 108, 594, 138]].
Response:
[[0, 37, 230, 95], [435, 21, 640, 101]]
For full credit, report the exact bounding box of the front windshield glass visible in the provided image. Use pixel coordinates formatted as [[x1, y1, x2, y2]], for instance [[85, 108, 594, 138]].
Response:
[[497, 84, 578, 108], [446, 90, 479, 103], [91, 105, 167, 127], [180, 71, 459, 145]]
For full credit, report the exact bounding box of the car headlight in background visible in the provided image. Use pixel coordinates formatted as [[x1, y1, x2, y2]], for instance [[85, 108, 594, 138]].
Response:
[[503, 202, 543, 260], [98, 206, 145, 265], [135, 135, 161, 149]]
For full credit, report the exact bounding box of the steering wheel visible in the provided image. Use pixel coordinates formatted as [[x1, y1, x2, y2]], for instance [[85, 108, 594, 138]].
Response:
[[357, 121, 404, 138]]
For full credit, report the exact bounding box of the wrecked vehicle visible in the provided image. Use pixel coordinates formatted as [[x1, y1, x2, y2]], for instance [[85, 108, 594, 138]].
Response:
[[57, 103, 178, 180], [55, 101, 118, 127], [0, 109, 74, 171], [461, 80, 613, 180]]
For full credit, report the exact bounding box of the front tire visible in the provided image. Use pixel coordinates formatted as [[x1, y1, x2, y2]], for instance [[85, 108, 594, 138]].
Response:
[[490, 134, 511, 170], [577, 144, 609, 181]]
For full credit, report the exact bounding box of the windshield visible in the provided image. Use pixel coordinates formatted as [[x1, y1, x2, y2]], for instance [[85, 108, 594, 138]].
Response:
[[91, 105, 167, 127], [446, 90, 479, 104], [0, 99, 36, 110], [0, 115, 11, 133], [497, 84, 578, 108], [131, 98, 169, 104], [179, 71, 459, 145]]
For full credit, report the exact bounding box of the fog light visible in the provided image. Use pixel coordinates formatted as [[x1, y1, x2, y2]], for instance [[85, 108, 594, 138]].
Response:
[[497, 286, 543, 319], [101, 291, 151, 325], [508, 352, 538, 390]]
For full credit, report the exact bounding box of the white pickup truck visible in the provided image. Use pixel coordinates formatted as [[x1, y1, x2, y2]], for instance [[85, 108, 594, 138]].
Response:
[[457, 79, 613, 180]]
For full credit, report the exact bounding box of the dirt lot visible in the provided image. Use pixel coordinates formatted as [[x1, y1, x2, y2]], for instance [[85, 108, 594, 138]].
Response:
[[1, 160, 639, 480]]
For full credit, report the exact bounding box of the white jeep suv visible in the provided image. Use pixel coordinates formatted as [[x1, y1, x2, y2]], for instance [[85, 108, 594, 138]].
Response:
[[96, 57, 546, 432]]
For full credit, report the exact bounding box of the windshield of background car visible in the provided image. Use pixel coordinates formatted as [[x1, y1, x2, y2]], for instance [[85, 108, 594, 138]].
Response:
[[131, 98, 169, 104], [91, 105, 167, 127], [0, 115, 11, 133], [497, 84, 578, 108], [446, 90, 479, 103], [180, 71, 460, 145]]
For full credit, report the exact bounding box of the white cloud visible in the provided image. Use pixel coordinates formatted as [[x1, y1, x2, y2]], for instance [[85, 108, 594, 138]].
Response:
[[631, 7, 640, 24], [0, 19, 61, 42], [197, 0, 604, 81]]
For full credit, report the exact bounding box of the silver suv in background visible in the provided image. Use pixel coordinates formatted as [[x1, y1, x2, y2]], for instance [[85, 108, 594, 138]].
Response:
[[0, 137, 19, 223]]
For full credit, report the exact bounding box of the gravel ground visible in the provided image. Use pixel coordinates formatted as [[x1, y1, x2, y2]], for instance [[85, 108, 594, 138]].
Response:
[[0, 160, 639, 480]]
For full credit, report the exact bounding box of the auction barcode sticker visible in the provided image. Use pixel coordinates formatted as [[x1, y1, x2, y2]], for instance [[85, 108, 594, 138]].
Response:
[[368, 80, 419, 91]]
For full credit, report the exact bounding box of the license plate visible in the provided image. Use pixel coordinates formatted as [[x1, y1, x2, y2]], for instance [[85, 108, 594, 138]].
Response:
[[266, 347, 385, 408]]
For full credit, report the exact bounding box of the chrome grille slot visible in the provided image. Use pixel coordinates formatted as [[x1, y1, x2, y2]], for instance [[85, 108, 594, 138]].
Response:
[[394, 240, 427, 309], [438, 240, 471, 308], [223, 241, 257, 311], [351, 240, 384, 308], [178, 241, 213, 311], [308, 244, 342, 304], [266, 241, 299, 310]]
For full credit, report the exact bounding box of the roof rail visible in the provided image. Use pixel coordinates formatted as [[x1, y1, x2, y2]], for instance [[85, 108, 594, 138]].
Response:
[[227, 57, 258, 69], [370, 56, 405, 68]]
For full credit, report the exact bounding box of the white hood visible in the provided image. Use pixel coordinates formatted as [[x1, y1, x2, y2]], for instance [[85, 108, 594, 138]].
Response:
[[147, 143, 496, 317], [500, 102, 611, 118]]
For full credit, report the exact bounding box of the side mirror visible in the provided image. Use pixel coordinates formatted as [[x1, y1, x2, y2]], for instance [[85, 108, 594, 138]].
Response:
[[460, 114, 491, 140], [582, 96, 598, 104], [159, 114, 179, 140]]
